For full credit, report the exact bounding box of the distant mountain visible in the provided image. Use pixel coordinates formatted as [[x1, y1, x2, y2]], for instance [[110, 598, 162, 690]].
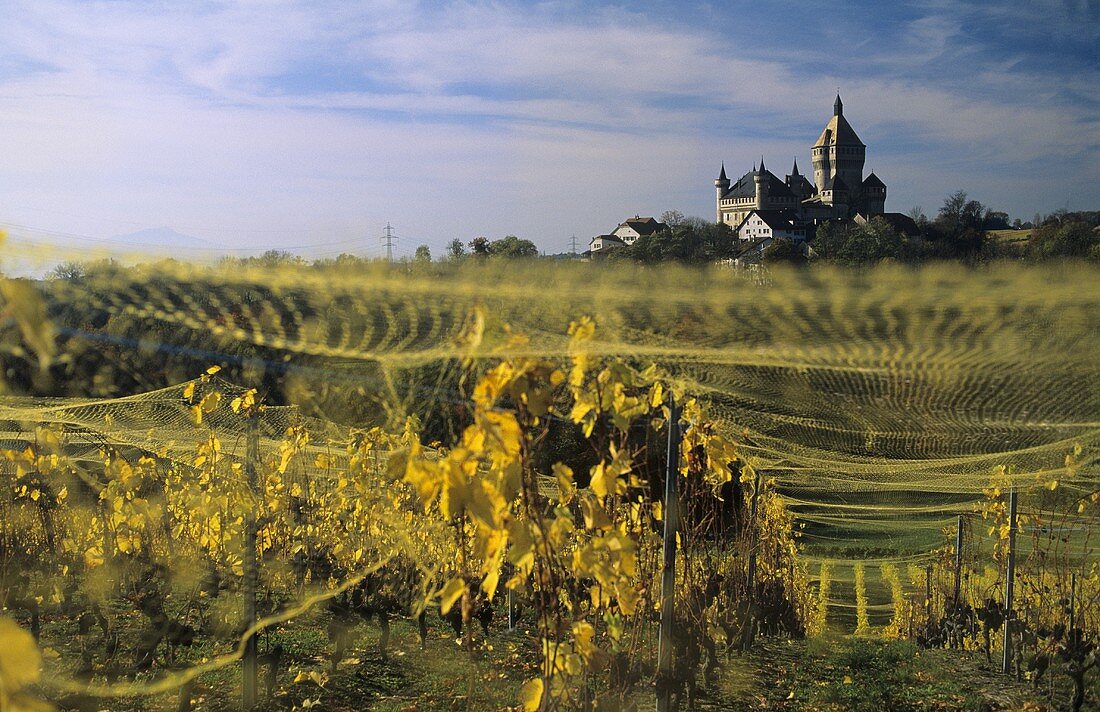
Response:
[[110, 227, 219, 252]]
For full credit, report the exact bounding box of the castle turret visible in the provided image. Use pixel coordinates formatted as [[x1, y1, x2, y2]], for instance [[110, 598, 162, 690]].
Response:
[[786, 158, 814, 201], [714, 163, 730, 222], [754, 161, 768, 207], [812, 132, 832, 195]]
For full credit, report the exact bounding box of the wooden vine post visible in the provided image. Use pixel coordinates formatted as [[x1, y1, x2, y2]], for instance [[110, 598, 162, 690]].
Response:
[[925, 564, 933, 624], [953, 515, 964, 604], [1001, 487, 1018, 675], [743, 471, 762, 650], [243, 412, 260, 709], [656, 396, 682, 712], [1070, 572, 1077, 633]]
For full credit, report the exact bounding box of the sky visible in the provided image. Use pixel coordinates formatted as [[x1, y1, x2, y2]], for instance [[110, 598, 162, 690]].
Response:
[[0, 0, 1097, 259]]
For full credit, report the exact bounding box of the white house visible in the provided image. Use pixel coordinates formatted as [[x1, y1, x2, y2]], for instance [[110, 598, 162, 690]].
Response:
[[610, 216, 667, 245], [588, 216, 668, 256], [588, 234, 626, 254], [735, 210, 807, 243]]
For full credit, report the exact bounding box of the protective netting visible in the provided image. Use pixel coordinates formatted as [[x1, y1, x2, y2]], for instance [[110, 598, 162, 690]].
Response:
[[2, 243, 1099, 624]]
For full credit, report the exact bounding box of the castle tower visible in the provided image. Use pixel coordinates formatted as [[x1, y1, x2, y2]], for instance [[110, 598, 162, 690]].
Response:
[[812, 94, 865, 201], [714, 163, 730, 222], [861, 172, 887, 214]]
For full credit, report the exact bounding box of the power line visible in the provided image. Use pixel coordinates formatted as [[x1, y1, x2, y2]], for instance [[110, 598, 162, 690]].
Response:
[[381, 223, 397, 263]]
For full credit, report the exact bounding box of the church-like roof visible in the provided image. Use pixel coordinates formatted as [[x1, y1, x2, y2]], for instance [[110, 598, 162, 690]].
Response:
[[813, 95, 864, 148], [722, 167, 796, 200]]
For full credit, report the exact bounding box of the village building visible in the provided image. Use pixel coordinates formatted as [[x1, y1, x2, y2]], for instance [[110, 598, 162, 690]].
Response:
[[735, 210, 808, 243], [588, 215, 668, 256]]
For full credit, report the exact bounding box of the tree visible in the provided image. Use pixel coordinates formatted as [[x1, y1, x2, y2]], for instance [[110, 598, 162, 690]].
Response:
[[50, 262, 87, 282], [660, 210, 686, 227], [810, 220, 845, 261], [984, 211, 1011, 231], [842, 217, 905, 264], [468, 236, 491, 257], [414, 244, 432, 262], [930, 190, 988, 258], [1028, 218, 1100, 261], [618, 220, 736, 264], [446, 239, 466, 260], [253, 250, 302, 267], [488, 235, 539, 259], [810, 218, 905, 266], [762, 239, 806, 264]]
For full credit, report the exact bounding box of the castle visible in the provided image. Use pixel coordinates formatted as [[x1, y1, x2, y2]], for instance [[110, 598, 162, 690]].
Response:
[[715, 95, 887, 231]]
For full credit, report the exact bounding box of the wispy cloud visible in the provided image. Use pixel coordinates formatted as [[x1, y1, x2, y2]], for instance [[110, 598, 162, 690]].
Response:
[[0, 0, 1095, 255]]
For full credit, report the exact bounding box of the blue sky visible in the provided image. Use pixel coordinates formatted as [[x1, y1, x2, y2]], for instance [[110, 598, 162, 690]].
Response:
[[0, 0, 1096, 258]]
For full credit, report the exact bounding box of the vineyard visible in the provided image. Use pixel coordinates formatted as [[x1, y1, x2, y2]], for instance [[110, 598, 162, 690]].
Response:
[[0, 250, 1098, 710]]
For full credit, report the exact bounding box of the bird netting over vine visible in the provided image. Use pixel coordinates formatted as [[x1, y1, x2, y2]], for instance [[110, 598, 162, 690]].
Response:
[[2, 243, 1099, 582]]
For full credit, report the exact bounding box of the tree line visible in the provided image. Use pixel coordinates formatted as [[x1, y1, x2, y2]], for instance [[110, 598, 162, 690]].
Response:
[[619, 191, 1099, 267]]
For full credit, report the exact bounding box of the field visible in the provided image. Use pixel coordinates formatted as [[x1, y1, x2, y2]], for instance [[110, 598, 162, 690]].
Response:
[[987, 228, 1032, 255], [1, 256, 1099, 711]]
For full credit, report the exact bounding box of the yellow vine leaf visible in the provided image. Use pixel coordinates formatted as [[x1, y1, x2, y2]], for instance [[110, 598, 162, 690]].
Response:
[[572, 621, 596, 660], [0, 616, 44, 710], [230, 388, 257, 413], [439, 577, 465, 615], [580, 494, 613, 531], [552, 462, 575, 504], [200, 391, 221, 414], [520, 677, 544, 712]]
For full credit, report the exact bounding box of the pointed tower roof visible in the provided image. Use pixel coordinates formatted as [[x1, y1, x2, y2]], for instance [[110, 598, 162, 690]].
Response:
[[862, 172, 885, 188], [759, 157, 766, 172], [718, 163, 728, 181], [814, 96, 864, 148], [791, 158, 801, 175]]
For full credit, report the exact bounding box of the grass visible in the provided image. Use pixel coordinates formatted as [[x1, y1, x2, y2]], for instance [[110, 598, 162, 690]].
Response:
[[29, 603, 1090, 711], [719, 635, 1054, 711], [36, 607, 535, 711]]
